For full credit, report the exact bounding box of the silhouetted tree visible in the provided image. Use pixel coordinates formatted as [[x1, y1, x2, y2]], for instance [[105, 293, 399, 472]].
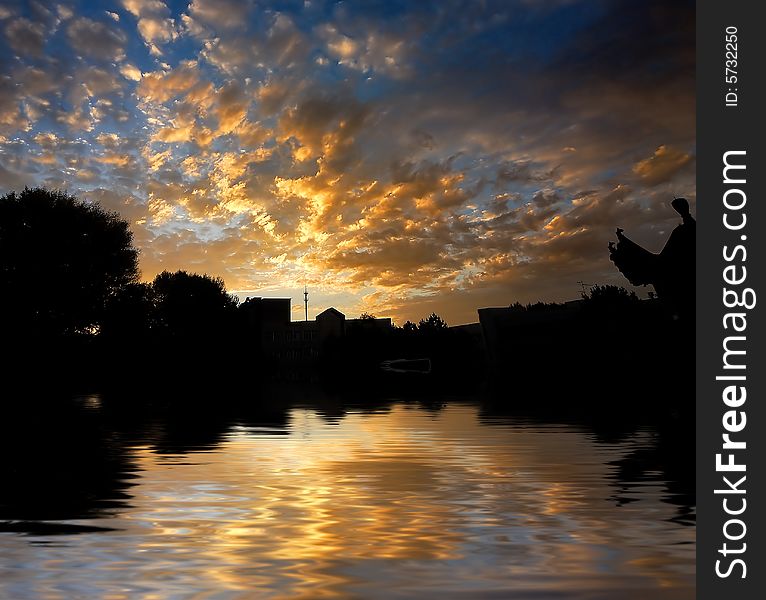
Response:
[[579, 285, 644, 334], [152, 270, 239, 340], [101, 282, 157, 341], [582, 284, 639, 307], [0, 187, 139, 337], [359, 312, 376, 320], [508, 300, 565, 312], [417, 313, 448, 332], [401, 320, 418, 333]]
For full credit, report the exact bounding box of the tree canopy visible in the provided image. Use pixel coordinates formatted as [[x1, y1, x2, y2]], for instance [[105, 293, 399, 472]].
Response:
[[417, 313, 448, 332], [0, 187, 139, 336], [582, 284, 639, 306], [152, 270, 239, 339]]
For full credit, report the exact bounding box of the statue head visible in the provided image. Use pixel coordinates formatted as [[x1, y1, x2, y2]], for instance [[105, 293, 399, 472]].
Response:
[[671, 197, 690, 217]]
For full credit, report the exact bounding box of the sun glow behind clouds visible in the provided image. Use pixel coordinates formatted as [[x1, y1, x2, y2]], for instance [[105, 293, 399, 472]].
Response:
[[0, 0, 695, 323]]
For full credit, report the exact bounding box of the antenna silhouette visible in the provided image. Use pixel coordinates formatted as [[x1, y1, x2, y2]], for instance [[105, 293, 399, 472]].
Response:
[[303, 285, 308, 321]]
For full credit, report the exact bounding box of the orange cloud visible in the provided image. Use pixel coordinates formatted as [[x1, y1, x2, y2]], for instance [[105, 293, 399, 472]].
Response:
[[632, 145, 693, 187]]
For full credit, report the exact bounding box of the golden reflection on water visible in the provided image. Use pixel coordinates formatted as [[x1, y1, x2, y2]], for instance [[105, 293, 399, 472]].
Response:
[[0, 403, 694, 599]]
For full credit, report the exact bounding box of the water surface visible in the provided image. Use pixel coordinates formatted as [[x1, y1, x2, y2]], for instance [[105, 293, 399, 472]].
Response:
[[0, 397, 694, 599]]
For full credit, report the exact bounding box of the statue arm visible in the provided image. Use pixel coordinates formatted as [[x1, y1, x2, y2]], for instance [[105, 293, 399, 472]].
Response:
[[609, 229, 658, 286]]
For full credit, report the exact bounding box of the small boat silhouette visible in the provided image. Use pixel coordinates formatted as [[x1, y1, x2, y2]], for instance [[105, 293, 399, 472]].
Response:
[[379, 358, 431, 374]]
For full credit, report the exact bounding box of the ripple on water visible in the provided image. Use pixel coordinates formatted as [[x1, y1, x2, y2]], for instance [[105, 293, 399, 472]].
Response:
[[0, 401, 695, 599]]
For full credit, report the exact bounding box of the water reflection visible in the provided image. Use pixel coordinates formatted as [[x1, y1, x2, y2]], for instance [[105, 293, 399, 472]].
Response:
[[0, 394, 694, 599], [0, 399, 137, 524]]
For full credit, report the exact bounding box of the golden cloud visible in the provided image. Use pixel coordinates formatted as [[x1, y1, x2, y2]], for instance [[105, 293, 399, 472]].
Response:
[[137, 60, 201, 103], [632, 145, 693, 187]]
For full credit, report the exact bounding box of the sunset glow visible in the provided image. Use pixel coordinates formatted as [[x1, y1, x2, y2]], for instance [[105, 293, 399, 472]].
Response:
[[0, 0, 695, 324]]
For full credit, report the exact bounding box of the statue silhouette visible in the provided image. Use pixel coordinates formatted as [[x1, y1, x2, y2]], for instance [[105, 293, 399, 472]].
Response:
[[609, 198, 695, 321]]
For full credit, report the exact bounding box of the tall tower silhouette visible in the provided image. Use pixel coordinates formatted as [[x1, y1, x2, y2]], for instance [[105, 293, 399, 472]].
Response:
[[304, 286, 308, 321]]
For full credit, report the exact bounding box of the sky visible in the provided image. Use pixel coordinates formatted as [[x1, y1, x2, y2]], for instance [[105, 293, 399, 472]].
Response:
[[0, 0, 695, 325]]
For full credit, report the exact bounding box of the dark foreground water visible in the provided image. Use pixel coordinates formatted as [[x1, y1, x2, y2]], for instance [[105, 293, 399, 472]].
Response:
[[0, 394, 694, 599]]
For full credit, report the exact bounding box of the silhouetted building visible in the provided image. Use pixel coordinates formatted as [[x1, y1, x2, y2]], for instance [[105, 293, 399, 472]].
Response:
[[240, 298, 392, 379], [345, 315, 393, 334], [241, 297, 291, 329], [316, 307, 345, 342]]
